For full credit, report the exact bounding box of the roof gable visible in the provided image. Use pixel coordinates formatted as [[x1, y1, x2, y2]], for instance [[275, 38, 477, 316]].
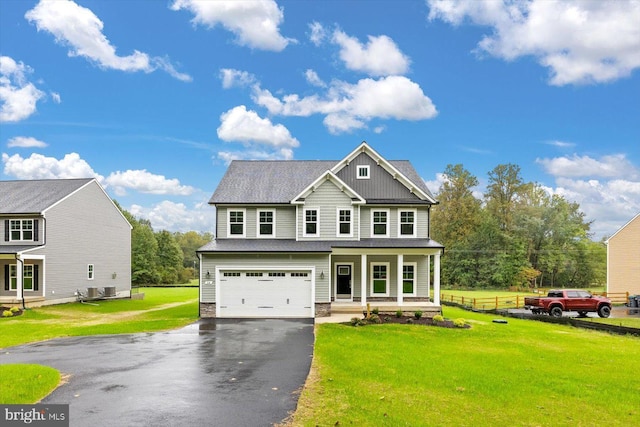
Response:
[[0, 178, 94, 214], [607, 212, 640, 242], [291, 170, 365, 204]]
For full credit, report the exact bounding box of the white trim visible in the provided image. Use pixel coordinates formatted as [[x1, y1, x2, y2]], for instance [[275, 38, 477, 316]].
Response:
[[398, 209, 417, 238], [215, 265, 315, 318], [291, 170, 365, 205], [256, 209, 276, 238], [334, 262, 354, 301], [227, 208, 246, 238], [87, 263, 94, 280], [356, 165, 370, 179], [371, 209, 390, 238], [8, 218, 35, 242], [402, 262, 418, 296], [370, 262, 390, 296], [606, 212, 640, 242], [336, 207, 354, 237], [303, 207, 320, 237]]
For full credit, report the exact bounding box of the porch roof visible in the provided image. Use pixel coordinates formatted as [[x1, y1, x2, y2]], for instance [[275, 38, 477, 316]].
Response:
[[0, 245, 41, 255], [198, 238, 444, 253]]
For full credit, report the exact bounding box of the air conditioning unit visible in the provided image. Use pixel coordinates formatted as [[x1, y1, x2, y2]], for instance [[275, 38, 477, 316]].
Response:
[[104, 286, 116, 297], [87, 287, 99, 298]]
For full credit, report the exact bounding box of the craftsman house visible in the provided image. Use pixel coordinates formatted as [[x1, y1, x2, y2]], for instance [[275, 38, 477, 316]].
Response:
[[198, 142, 444, 318], [607, 212, 640, 296], [1, 178, 132, 307]]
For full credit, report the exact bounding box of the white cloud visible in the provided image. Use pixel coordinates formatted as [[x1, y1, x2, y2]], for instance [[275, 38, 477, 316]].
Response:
[[308, 21, 327, 46], [7, 136, 48, 148], [253, 75, 437, 134], [217, 147, 294, 165], [0, 56, 45, 122], [50, 92, 61, 103], [130, 200, 215, 233], [332, 29, 410, 76], [152, 56, 193, 82], [220, 68, 256, 89], [536, 154, 639, 179], [105, 170, 195, 196], [427, 0, 640, 85], [305, 69, 326, 87], [546, 140, 576, 148], [2, 152, 103, 181], [26, 0, 190, 81], [171, 0, 292, 51]]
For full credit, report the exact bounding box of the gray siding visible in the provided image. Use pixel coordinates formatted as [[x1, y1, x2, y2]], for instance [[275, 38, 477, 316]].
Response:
[[200, 253, 330, 303], [29, 181, 131, 301], [0, 216, 45, 247], [336, 152, 422, 201], [216, 206, 296, 239], [359, 206, 429, 239], [297, 181, 358, 240]]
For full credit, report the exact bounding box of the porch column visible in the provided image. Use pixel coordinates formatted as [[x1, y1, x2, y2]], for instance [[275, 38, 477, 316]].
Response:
[[361, 254, 367, 307], [396, 254, 403, 306], [433, 251, 441, 305], [16, 257, 23, 302], [426, 255, 431, 302]]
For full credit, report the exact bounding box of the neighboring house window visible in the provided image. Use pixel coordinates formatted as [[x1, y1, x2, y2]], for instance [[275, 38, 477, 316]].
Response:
[[9, 219, 34, 241], [403, 263, 417, 295], [371, 263, 389, 296], [8, 264, 34, 291], [88, 264, 94, 280], [228, 209, 245, 237], [371, 210, 389, 237], [304, 208, 319, 236], [337, 208, 352, 236], [399, 210, 416, 237], [258, 210, 275, 237], [357, 165, 370, 179]]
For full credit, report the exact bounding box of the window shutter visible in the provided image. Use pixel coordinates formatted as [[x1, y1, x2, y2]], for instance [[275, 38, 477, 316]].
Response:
[[34, 220, 39, 241], [4, 220, 8, 242], [34, 265, 39, 291], [4, 265, 8, 291]]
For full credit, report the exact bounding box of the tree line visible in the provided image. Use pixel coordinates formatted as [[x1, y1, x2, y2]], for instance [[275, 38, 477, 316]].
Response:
[[430, 163, 607, 290], [115, 201, 212, 285]]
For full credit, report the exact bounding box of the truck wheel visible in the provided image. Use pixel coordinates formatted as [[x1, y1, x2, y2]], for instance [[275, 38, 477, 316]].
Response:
[[598, 305, 611, 318], [577, 311, 588, 317], [549, 306, 563, 317]]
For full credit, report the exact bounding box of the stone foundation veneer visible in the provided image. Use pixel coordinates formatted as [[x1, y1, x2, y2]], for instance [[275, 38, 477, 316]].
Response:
[[200, 303, 216, 318], [315, 302, 331, 317]]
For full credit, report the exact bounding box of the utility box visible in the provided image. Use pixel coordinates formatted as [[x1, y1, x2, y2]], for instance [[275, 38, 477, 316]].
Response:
[[87, 287, 98, 298], [104, 286, 116, 297]]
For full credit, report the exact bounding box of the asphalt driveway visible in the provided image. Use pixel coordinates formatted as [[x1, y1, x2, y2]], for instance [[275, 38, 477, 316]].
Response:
[[1, 319, 314, 427]]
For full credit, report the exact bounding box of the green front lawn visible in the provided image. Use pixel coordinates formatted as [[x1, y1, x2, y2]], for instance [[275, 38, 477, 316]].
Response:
[[0, 287, 199, 349], [0, 364, 60, 404], [291, 307, 640, 426]]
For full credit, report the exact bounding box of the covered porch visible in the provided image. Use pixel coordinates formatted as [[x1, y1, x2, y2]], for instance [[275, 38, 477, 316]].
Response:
[[0, 249, 45, 307]]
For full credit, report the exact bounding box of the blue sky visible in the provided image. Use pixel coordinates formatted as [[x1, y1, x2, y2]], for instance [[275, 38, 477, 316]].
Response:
[[1, 0, 639, 239]]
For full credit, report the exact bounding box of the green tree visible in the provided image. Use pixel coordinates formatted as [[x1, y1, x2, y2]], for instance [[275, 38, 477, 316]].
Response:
[[155, 230, 184, 284], [484, 164, 525, 232], [174, 231, 213, 270], [131, 220, 160, 285]]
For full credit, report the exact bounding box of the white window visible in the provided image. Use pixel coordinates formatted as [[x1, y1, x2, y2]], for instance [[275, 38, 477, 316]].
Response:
[[87, 264, 94, 280], [257, 210, 275, 237], [8, 264, 34, 291], [9, 219, 34, 241], [403, 263, 417, 295], [228, 209, 245, 238], [371, 209, 389, 237], [398, 209, 416, 237], [337, 208, 352, 237], [357, 165, 370, 179], [304, 208, 319, 236], [370, 263, 389, 296]]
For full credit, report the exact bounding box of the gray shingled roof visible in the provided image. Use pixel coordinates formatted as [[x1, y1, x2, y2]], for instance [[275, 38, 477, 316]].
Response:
[[198, 238, 443, 252], [0, 245, 42, 254], [0, 178, 94, 214], [210, 160, 434, 204]]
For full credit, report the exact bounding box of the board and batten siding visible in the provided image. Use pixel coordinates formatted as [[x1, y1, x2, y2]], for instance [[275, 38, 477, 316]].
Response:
[[28, 181, 131, 301], [297, 180, 358, 241], [200, 253, 330, 303], [607, 214, 640, 295], [216, 206, 296, 239]]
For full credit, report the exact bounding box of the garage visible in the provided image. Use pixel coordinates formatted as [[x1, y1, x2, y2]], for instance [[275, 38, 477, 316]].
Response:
[[217, 269, 314, 318]]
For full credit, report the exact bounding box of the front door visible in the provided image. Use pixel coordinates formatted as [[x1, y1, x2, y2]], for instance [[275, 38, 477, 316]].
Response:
[[336, 265, 351, 299]]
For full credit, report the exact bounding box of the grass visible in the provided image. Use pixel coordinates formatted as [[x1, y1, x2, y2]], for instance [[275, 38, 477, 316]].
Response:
[[290, 306, 640, 426], [0, 287, 199, 349], [0, 364, 60, 404]]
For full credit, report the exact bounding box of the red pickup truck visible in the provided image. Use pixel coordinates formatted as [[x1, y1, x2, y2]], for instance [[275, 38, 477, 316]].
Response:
[[524, 290, 612, 318]]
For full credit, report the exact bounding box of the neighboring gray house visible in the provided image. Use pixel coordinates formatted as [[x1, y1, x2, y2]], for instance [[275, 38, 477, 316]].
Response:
[[198, 142, 444, 318], [1, 178, 132, 307]]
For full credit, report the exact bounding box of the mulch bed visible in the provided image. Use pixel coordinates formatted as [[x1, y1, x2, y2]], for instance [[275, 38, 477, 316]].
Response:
[[346, 314, 471, 328], [1, 306, 24, 318]]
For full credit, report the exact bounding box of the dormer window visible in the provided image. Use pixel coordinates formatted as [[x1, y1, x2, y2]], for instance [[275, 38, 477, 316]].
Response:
[[357, 165, 370, 179]]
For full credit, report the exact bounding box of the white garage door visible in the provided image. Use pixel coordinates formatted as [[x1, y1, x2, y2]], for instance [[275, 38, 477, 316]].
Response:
[[218, 270, 313, 318]]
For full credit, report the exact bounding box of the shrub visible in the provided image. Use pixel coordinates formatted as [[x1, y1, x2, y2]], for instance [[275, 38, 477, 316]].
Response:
[[2, 310, 13, 318], [453, 318, 467, 328], [372, 307, 379, 315], [414, 310, 423, 320], [350, 317, 361, 326], [384, 316, 391, 322], [395, 310, 403, 318], [368, 314, 382, 324], [406, 318, 414, 324], [10, 307, 20, 313], [432, 314, 445, 323]]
